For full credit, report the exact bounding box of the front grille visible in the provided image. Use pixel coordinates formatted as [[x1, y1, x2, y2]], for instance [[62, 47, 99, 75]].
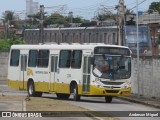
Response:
[[106, 90, 119, 93], [104, 86, 121, 89], [101, 81, 124, 85]]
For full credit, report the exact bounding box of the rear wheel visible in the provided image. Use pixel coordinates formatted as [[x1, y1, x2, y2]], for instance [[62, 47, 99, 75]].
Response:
[[27, 81, 42, 97], [73, 84, 80, 101], [105, 96, 112, 103]]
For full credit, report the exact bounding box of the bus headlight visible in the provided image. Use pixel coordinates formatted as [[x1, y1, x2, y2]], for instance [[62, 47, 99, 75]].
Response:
[[121, 83, 130, 89], [93, 80, 103, 88]]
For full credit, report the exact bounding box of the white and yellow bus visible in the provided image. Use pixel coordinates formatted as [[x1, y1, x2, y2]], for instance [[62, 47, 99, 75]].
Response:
[[8, 43, 132, 103]]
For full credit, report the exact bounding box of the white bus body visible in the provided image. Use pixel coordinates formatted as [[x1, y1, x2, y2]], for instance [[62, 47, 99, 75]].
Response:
[[8, 44, 132, 102]]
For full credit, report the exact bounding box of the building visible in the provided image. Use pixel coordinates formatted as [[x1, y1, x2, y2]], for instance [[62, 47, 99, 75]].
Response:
[[0, 21, 4, 32], [26, 0, 39, 18], [32, 2, 39, 14], [138, 11, 160, 24]]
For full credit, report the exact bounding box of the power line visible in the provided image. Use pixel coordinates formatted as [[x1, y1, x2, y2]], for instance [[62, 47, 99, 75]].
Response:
[[130, 0, 148, 10]]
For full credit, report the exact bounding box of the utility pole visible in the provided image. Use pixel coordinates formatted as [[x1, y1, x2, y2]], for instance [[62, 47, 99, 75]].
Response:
[[68, 11, 73, 23], [136, 0, 140, 97], [117, 0, 126, 45], [39, 5, 44, 43], [4, 11, 9, 39], [4, 21, 8, 39]]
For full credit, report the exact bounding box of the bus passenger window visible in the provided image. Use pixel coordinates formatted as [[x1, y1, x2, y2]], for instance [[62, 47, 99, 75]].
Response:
[[37, 50, 49, 68], [28, 50, 38, 67], [10, 50, 20, 66], [71, 50, 82, 69], [59, 50, 71, 68]]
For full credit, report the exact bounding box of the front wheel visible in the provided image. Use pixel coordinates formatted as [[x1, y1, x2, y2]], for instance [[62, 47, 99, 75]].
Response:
[[73, 84, 80, 101], [105, 96, 112, 103]]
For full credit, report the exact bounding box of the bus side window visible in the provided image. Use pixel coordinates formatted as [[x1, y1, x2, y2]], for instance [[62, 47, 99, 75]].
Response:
[[37, 50, 49, 68], [59, 50, 72, 68], [71, 50, 82, 69], [10, 50, 20, 66], [28, 50, 38, 67]]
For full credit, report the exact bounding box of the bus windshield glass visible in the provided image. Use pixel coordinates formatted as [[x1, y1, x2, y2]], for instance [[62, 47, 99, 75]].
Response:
[[93, 47, 131, 80], [93, 55, 131, 79]]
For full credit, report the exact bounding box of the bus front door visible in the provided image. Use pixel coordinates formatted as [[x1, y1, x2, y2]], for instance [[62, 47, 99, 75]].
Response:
[[20, 54, 27, 90], [50, 55, 58, 91], [82, 56, 91, 93]]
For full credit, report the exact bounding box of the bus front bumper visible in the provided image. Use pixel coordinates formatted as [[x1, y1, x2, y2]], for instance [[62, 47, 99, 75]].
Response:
[[83, 85, 131, 97]]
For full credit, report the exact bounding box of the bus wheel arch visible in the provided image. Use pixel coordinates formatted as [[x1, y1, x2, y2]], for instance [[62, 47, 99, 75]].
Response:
[[70, 81, 80, 101], [27, 79, 42, 97]]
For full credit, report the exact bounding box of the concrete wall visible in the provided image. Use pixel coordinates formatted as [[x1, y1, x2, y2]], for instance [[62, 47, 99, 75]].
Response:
[[132, 57, 160, 98], [0, 52, 9, 82]]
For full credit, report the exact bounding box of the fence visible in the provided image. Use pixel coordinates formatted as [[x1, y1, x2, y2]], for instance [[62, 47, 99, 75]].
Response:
[[132, 55, 160, 98], [0, 52, 9, 84]]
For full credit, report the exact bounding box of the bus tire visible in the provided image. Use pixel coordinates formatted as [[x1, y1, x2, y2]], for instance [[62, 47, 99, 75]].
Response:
[[73, 84, 80, 101], [27, 81, 42, 97], [56, 93, 70, 100], [105, 96, 112, 103]]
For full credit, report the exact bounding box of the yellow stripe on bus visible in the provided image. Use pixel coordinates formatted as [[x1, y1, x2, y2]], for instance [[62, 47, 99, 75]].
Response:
[[8, 80, 131, 96]]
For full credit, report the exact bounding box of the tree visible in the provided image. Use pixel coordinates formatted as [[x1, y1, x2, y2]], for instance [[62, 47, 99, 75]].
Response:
[[66, 16, 83, 23], [2, 11, 18, 38], [27, 13, 40, 28], [95, 6, 117, 23], [149, 2, 160, 14], [44, 13, 67, 27], [125, 9, 136, 25], [2, 11, 16, 26], [80, 21, 97, 27]]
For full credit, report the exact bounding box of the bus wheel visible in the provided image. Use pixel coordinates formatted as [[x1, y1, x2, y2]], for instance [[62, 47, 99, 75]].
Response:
[[105, 96, 112, 103], [56, 93, 70, 100], [27, 81, 42, 97], [73, 84, 80, 101]]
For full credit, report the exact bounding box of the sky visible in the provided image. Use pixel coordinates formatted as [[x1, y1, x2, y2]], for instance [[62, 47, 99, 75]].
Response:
[[0, 0, 159, 20]]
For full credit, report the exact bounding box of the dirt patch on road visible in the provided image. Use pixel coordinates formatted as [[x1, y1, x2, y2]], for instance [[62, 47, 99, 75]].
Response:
[[26, 97, 88, 111]]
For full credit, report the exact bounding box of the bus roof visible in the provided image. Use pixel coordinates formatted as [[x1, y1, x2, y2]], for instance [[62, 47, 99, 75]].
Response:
[[10, 44, 129, 50], [25, 26, 118, 31]]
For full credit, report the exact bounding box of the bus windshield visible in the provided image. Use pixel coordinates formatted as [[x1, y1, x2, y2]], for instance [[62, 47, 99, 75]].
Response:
[[93, 55, 131, 80]]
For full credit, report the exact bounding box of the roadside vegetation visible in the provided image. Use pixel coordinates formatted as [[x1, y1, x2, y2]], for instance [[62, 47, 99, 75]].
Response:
[[0, 37, 24, 51]]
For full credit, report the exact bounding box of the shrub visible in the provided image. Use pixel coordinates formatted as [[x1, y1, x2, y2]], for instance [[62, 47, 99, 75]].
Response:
[[0, 38, 24, 51]]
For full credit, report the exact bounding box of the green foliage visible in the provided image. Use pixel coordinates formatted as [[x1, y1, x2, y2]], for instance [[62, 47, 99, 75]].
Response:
[[65, 16, 83, 23], [2, 10, 16, 27], [149, 2, 160, 14], [80, 21, 97, 27], [0, 38, 24, 51], [44, 13, 67, 26], [27, 13, 41, 28]]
